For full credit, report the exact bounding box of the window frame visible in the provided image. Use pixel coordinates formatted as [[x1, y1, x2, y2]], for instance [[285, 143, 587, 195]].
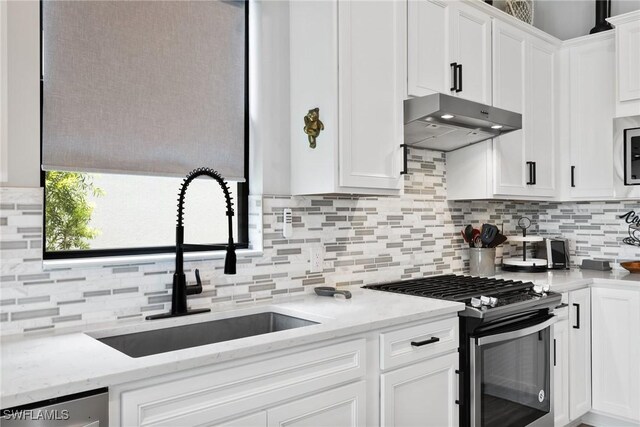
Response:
[[40, 1, 250, 260]]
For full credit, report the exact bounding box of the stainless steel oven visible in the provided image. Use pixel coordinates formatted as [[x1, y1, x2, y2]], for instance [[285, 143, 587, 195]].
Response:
[[469, 312, 556, 427]]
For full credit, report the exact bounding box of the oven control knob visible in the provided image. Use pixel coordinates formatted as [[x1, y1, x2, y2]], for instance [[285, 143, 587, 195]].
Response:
[[480, 296, 496, 307], [471, 297, 482, 308]]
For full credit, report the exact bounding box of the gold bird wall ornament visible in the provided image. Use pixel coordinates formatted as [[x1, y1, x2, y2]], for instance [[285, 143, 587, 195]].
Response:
[[303, 108, 324, 149]]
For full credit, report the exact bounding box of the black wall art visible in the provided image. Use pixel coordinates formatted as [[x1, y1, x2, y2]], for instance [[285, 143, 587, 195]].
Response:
[[619, 210, 640, 247]]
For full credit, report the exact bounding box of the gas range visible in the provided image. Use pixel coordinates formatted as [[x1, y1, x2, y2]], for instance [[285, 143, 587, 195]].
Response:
[[365, 274, 562, 426], [363, 274, 561, 320]]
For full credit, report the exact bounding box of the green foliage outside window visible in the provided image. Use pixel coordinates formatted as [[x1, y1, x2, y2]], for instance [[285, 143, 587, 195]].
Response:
[[45, 172, 104, 251]]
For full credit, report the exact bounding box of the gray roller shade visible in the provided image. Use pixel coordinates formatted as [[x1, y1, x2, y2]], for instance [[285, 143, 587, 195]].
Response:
[[42, 0, 246, 181]]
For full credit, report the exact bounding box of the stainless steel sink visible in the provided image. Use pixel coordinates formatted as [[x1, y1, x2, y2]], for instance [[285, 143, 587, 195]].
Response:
[[97, 312, 318, 358]]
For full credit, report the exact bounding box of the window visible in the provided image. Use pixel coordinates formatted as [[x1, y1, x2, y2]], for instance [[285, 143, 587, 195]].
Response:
[[44, 172, 248, 258], [41, 1, 249, 259]]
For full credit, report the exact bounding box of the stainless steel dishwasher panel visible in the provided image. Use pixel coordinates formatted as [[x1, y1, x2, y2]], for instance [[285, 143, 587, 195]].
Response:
[[1, 390, 108, 427]]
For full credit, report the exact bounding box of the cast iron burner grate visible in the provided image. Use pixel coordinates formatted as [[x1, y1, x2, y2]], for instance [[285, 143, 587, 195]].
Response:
[[362, 274, 536, 305]]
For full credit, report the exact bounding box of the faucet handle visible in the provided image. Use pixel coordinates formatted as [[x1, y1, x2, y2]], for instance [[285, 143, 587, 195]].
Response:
[[187, 269, 204, 295]]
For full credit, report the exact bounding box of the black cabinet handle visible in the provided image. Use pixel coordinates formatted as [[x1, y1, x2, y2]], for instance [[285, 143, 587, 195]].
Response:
[[400, 144, 408, 175], [526, 161, 534, 185], [553, 338, 557, 366], [455, 369, 463, 405], [573, 303, 580, 329], [571, 166, 576, 188], [456, 64, 463, 92], [450, 63, 458, 91], [411, 337, 440, 347], [532, 162, 537, 185]]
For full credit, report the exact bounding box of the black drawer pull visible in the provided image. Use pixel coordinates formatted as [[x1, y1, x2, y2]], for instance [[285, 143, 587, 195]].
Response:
[[411, 337, 440, 347], [573, 303, 580, 329]]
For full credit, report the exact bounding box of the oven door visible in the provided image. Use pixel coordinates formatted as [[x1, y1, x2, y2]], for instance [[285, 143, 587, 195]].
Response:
[[470, 314, 557, 427]]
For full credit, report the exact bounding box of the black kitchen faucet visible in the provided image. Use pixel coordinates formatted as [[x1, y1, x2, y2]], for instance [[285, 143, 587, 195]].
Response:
[[146, 167, 236, 320]]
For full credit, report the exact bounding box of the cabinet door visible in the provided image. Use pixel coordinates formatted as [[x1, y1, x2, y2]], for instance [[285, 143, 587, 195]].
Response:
[[217, 412, 267, 427], [568, 36, 615, 199], [553, 310, 570, 427], [381, 352, 458, 427], [268, 381, 366, 427], [450, 3, 492, 104], [338, 0, 403, 190], [591, 287, 640, 422], [526, 37, 557, 197], [617, 19, 640, 102], [568, 287, 591, 420], [407, 0, 452, 97], [491, 20, 528, 197]]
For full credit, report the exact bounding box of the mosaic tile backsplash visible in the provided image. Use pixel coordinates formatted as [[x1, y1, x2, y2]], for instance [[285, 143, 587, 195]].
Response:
[[1, 149, 638, 335]]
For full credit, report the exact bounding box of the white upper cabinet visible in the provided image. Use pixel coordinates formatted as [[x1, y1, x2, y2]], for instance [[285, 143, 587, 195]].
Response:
[[290, 0, 404, 195], [337, 0, 405, 190], [408, 0, 491, 103], [448, 17, 558, 201], [566, 33, 615, 199], [607, 11, 640, 117], [492, 20, 528, 197], [526, 37, 557, 197], [450, 2, 492, 104], [407, 0, 451, 97]]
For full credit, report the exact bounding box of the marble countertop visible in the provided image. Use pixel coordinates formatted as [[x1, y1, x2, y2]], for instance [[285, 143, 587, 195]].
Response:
[[2, 269, 638, 409], [0, 286, 463, 408], [492, 268, 640, 293]]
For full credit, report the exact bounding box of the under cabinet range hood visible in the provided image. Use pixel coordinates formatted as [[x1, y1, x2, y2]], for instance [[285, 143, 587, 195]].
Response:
[[404, 93, 522, 152]]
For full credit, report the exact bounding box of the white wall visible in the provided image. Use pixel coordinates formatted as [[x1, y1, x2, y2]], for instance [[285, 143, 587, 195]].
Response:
[[531, 0, 640, 40], [2, 1, 40, 188]]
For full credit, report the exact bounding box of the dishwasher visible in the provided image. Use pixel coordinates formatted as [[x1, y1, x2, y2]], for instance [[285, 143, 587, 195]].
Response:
[[1, 388, 108, 426]]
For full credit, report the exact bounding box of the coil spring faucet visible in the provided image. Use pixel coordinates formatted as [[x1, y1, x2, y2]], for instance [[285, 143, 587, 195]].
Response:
[[146, 167, 237, 320]]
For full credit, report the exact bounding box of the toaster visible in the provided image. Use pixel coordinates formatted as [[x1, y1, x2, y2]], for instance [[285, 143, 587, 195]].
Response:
[[537, 237, 570, 270]]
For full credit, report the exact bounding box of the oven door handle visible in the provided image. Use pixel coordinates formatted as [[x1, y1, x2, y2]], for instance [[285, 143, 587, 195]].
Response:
[[476, 316, 557, 346]]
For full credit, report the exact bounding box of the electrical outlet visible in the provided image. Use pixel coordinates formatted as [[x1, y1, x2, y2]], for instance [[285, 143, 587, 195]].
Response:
[[282, 208, 293, 238], [310, 246, 323, 273]]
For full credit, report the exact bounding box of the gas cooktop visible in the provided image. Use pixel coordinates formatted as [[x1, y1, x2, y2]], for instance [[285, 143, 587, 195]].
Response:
[[363, 274, 561, 319]]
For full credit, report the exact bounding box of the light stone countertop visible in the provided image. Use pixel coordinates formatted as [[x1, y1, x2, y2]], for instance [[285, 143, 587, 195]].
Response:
[[492, 268, 640, 293], [0, 286, 463, 408], [2, 270, 638, 409]]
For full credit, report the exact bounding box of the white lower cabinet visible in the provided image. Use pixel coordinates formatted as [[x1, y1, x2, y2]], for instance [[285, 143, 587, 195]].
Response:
[[113, 316, 462, 427], [380, 352, 459, 427], [591, 286, 640, 423], [116, 339, 366, 426], [553, 305, 570, 427], [219, 411, 267, 427], [568, 287, 591, 421], [268, 381, 366, 427]]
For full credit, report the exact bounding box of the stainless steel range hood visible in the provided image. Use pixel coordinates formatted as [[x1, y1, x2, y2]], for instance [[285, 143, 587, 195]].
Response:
[[404, 93, 522, 152]]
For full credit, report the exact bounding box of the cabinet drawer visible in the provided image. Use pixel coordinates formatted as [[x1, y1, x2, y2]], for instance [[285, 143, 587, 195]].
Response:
[[119, 339, 366, 427], [380, 317, 458, 370]]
